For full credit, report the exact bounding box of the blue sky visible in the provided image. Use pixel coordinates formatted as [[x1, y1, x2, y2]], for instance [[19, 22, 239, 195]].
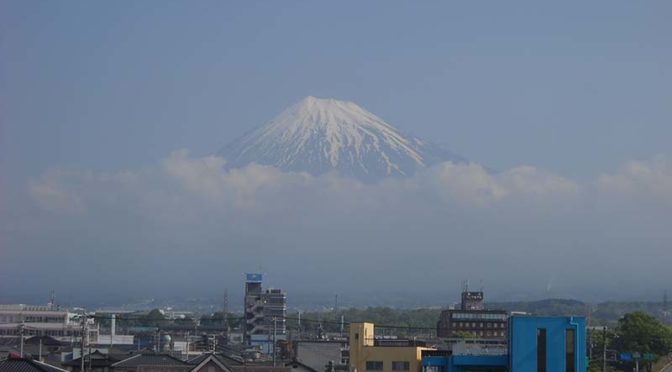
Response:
[[2, 1, 672, 303], [2, 1, 671, 180]]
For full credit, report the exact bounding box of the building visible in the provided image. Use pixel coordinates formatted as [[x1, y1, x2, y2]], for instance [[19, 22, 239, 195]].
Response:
[[0, 305, 98, 343], [0, 354, 69, 372], [244, 274, 264, 344], [187, 353, 291, 372], [111, 353, 192, 372], [244, 274, 287, 353], [190, 354, 234, 372], [436, 291, 508, 339], [293, 340, 349, 372], [349, 323, 433, 372], [422, 315, 587, 372], [61, 350, 126, 372], [508, 316, 586, 372]]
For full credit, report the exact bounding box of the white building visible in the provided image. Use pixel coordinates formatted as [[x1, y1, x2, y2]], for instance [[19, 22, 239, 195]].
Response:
[[0, 304, 98, 342]]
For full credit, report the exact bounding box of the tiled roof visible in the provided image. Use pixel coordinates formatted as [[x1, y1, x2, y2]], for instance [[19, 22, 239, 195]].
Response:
[[187, 353, 242, 366], [112, 353, 190, 367], [189, 354, 235, 372], [0, 358, 68, 372], [24, 336, 62, 347], [61, 350, 126, 367]]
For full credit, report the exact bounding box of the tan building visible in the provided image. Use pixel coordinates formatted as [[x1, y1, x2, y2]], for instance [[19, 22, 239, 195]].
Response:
[[348, 323, 432, 372]]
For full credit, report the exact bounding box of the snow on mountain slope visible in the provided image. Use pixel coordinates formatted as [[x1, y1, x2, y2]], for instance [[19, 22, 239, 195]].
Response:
[[219, 96, 464, 181]]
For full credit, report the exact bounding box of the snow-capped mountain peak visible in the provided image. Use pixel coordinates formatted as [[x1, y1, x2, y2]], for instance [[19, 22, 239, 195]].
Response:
[[219, 96, 463, 181]]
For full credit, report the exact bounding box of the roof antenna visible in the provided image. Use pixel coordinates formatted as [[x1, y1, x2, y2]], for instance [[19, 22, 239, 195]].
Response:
[[49, 290, 56, 309]]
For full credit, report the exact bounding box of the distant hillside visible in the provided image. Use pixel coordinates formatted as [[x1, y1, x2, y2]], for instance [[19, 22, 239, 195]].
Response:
[[288, 299, 671, 334], [486, 298, 589, 317]]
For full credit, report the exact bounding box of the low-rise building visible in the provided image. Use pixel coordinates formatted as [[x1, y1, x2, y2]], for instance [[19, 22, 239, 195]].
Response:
[[349, 323, 433, 372], [0, 354, 69, 372], [422, 315, 587, 372], [0, 305, 97, 343]]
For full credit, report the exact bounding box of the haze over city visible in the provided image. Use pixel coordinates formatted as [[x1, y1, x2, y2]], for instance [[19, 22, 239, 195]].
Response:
[[2, 1, 672, 306]]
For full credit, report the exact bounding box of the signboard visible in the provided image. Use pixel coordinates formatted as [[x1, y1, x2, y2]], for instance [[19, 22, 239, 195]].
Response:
[[246, 273, 263, 282], [619, 353, 632, 361]]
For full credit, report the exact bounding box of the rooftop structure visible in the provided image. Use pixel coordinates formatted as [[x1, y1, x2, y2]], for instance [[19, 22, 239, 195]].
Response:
[[437, 290, 508, 339]]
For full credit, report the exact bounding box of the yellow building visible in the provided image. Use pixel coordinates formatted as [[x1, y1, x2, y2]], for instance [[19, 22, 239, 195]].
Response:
[[349, 323, 433, 372]]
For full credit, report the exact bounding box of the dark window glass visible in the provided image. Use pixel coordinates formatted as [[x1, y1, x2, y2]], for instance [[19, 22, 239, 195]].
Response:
[[537, 328, 547, 372], [566, 329, 575, 372], [392, 362, 410, 371], [366, 361, 383, 371]]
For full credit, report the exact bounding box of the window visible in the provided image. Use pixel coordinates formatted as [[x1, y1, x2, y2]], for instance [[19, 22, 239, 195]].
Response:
[[566, 329, 575, 372], [392, 361, 410, 371], [366, 361, 383, 371], [537, 328, 547, 372]]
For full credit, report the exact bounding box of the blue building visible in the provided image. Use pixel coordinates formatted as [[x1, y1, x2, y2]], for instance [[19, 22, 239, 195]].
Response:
[[422, 316, 586, 372]]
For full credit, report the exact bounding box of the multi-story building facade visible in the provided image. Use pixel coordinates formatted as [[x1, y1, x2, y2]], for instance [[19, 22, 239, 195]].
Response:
[[0, 304, 98, 342], [436, 291, 508, 339], [244, 274, 287, 352]]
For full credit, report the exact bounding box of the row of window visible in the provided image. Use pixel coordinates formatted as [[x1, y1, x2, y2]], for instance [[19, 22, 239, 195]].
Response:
[[0, 315, 66, 323], [0, 329, 86, 336], [366, 361, 410, 371], [451, 312, 507, 320], [454, 321, 505, 329], [453, 330, 505, 337]]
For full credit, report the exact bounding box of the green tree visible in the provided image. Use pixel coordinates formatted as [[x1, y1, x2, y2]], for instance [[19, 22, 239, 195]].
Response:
[[145, 309, 166, 327], [450, 331, 475, 339], [613, 312, 672, 356]]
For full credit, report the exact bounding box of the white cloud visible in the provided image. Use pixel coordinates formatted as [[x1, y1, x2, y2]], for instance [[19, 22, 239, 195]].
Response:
[[28, 170, 87, 215], [9, 152, 672, 301], [597, 156, 672, 207]]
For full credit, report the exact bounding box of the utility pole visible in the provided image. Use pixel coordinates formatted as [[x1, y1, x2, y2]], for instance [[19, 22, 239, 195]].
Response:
[[340, 315, 344, 336], [272, 317, 277, 367], [602, 326, 607, 372], [18, 323, 25, 358], [38, 339, 42, 361], [110, 314, 115, 350], [184, 331, 189, 361], [88, 336, 92, 372], [80, 314, 87, 372]]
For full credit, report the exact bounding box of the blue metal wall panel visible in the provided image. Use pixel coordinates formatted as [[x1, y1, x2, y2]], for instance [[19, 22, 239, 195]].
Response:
[[509, 316, 586, 372]]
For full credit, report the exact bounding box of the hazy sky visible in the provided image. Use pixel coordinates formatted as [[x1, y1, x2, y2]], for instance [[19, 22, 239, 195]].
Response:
[[1, 1, 671, 305]]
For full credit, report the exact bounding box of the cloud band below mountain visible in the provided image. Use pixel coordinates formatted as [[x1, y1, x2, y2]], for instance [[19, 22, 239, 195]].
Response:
[[2, 152, 671, 303]]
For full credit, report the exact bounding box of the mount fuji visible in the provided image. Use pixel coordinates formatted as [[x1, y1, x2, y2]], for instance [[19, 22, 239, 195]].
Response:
[[219, 96, 465, 181]]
